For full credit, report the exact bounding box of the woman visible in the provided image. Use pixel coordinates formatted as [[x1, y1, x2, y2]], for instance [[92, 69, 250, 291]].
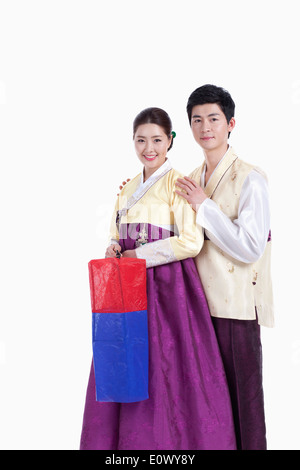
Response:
[[80, 108, 236, 450]]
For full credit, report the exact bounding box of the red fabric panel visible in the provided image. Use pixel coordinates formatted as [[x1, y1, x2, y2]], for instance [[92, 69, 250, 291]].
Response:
[[88, 258, 147, 313]]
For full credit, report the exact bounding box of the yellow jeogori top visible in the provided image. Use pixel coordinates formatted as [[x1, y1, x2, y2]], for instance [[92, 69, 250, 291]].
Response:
[[109, 159, 203, 268]]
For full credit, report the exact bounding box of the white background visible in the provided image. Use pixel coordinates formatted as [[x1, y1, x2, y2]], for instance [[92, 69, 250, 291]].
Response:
[[0, 0, 299, 450]]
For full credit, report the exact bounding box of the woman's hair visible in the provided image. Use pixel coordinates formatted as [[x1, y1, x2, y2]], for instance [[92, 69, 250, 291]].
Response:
[[133, 107, 174, 151], [186, 84, 235, 125]]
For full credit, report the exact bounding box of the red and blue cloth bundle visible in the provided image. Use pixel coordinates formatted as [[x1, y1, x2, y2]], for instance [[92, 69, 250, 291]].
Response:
[[88, 257, 149, 403]]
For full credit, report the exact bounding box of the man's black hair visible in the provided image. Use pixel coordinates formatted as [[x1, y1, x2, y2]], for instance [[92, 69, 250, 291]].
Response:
[[186, 84, 235, 125]]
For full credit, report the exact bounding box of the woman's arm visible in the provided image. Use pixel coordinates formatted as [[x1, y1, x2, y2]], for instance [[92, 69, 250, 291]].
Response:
[[134, 185, 203, 268]]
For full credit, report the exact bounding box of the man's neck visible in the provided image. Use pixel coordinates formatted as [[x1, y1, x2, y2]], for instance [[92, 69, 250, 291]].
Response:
[[203, 144, 229, 173]]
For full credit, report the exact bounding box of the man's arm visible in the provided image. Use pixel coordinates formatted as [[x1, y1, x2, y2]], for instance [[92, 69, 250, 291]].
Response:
[[176, 170, 271, 263]]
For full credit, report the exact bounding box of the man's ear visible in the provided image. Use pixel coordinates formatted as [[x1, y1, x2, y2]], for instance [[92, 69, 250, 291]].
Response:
[[228, 117, 236, 133]]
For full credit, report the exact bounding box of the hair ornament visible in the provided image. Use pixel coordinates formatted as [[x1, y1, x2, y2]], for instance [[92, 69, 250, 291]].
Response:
[[171, 131, 176, 138]]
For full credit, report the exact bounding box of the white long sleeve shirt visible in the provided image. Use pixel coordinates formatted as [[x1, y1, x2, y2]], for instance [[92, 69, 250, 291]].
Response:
[[196, 167, 271, 264]]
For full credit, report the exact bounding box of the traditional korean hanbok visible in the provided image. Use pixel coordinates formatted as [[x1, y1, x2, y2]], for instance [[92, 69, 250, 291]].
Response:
[[80, 159, 236, 450]]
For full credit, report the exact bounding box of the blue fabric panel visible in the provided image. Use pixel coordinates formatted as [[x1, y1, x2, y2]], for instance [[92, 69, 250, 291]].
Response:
[[92, 310, 149, 403]]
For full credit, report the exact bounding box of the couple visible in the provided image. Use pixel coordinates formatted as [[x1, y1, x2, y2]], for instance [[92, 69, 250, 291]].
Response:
[[80, 84, 274, 451]]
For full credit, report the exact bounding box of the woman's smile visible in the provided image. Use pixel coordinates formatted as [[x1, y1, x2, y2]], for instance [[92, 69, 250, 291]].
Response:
[[143, 154, 157, 161]]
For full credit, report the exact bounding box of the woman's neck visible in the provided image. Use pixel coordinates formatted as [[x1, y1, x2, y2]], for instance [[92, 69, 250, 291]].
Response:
[[143, 158, 167, 182]]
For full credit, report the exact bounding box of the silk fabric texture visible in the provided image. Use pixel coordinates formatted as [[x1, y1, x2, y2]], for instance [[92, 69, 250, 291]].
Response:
[[191, 147, 274, 326], [195, 146, 271, 263], [80, 163, 236, 450]]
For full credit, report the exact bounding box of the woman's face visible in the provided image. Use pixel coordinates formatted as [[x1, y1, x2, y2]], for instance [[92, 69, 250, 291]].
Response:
[[134, 123, 171, 180]]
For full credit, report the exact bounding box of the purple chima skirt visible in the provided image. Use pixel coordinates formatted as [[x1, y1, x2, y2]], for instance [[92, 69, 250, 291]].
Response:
[[80, 224, 236, 450]]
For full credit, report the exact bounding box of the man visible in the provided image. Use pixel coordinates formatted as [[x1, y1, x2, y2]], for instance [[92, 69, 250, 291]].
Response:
[[175, 84, 274, 450]]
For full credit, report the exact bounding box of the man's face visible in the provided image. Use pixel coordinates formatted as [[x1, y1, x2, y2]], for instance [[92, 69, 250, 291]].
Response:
[[190, 103, 235, 152]]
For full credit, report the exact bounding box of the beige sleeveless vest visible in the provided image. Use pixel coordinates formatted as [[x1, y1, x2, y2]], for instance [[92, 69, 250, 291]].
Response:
[[191, 148, 274, 327]]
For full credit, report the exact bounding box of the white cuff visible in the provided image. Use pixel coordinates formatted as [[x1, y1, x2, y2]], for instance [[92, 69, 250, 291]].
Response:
[[135, 238, 177, 268]]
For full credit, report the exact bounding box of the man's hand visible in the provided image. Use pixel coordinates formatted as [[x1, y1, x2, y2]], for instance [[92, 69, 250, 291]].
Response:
[[175, 176, 208, 212], [117, 178, 131, 196]]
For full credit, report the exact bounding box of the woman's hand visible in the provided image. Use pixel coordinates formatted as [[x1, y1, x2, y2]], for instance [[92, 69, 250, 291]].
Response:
[[121, 249, 137, 258], [105, 244, 122, 258], [117, 178, 131, 196], [175, 176, 208, 212], [105, 245, 137, 259]]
